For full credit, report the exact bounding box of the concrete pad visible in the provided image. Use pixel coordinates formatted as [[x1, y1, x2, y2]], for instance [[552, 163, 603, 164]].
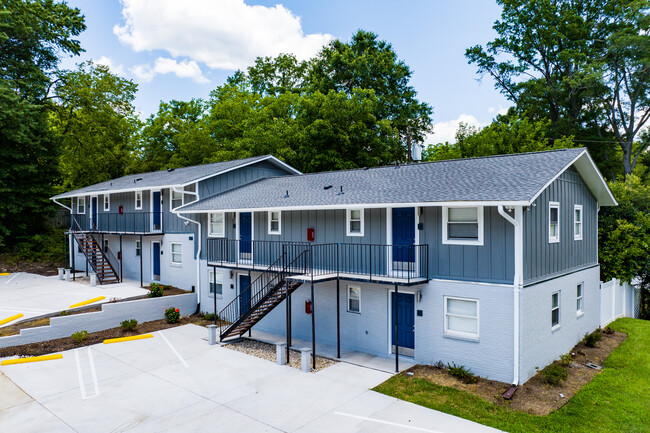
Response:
[[0, 273, 149, 326], [0, 371, 33, 411], [0, 400, 76, 433]]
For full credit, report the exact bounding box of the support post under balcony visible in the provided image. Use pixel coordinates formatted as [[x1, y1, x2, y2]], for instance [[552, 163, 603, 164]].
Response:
[[395, 283, 399, 373]]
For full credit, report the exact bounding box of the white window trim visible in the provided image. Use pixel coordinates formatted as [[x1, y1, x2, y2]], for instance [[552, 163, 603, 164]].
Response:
[[77, 197, 86, 214], [574, 204, 583, 241], [208, 212, 225, 238], [268, 210, 281, 235], [346, 208, 365, 237], [135, 191, 143, 210], [552, 291, 561, 330], [549, 201, 560, 243], [576, 282, 584, 316], [441, 206, 484, 246], [170, 188, 184, 211], [135, 240, 141, 257], [103, 195, 110, 212], [443, 296, 479, 339], [208, 269, 223, 298], [170, 242, 182, 265], [347, 285, 360, 313]]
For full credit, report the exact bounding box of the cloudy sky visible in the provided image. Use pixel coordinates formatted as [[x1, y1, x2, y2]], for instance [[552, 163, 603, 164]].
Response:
[[61, 0, 512, 144]]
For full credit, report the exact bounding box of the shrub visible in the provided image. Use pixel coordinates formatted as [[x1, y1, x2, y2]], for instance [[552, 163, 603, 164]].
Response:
[[200, 312, 217, 321], [148, 283, 164, 298], [120, 319, 138, 332], [59, 310, 71, 316], [161, 284, 174, 291], [560, 353, 573, 366], [71, 330, 88, 344], [539, 363, 568, 386], [165, 306, 180, 324], [447, 362, 478, 384], [583, 329, 603, 347], [433, 360, 445, 369]]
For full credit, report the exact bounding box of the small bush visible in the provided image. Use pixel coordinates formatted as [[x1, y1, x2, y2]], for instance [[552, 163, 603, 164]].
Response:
[[433, 360, 445, 369], [161, 284, 174, 291], [71, 330, 88, 344], [165, 306, 180, 324], [583, 329, 603, 347], [148, 283, 164, 298], [200, 312, 217, 321], [539, 363, 568, 386], [120, 319, 138, 332], [560, 353, 573, 366], [447, 362, 478, 384], [603, 326, 615, 335], [59, 310, 71, 316]]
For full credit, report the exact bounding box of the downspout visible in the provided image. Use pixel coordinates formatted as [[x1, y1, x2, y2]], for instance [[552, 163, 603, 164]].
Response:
[[52, 198, 72, 212], [173, 185, 202, 307], [498, 205, 523, 386]]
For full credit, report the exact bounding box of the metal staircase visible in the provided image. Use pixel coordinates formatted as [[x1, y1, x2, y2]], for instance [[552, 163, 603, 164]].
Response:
[[72, 230, 120, 285], [219, 250, 308, 341]]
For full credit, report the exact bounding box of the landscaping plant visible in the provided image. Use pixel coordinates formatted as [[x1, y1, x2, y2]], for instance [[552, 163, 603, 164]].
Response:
[[71, 330, 88, 344], [447, 362, 478, 384], [148, 283, 164, 298], [583, 329, 603, 348], [560, 353, 573, 366], [164, 307, 180, 324], [120, 319, 138, 332], [539, 363, 568, 386]]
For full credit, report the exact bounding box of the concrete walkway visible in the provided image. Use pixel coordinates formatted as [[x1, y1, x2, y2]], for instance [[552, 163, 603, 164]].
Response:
[[0, 324, 500, 432], [0, 272, 149, 326]]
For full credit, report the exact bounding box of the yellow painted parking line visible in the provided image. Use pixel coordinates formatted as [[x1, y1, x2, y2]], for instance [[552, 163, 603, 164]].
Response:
[[0, 313, 24, 326], [1, 354, 63, 366], [69, 296, 105, 309], [0, 272, 9, 276], [103, 334, 153, 344]]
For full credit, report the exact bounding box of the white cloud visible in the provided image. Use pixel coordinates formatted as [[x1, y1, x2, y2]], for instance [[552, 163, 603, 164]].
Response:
[[94, 56, 125, 75], [131, 57, 209, 84], [424, 114, 486, 145], [114, 0, 333, 71], [487, 105, 509, 116]]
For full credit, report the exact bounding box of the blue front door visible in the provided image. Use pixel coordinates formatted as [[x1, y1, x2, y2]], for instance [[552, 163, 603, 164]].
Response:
[[392, 207, 415, 262], [152, 242, 161, 280], [152, 191, 161, 231], [392, 292, 415, 353], [240, 212, 252, 255], [91, 197, 98, 229], [239, 274, 251, 316]]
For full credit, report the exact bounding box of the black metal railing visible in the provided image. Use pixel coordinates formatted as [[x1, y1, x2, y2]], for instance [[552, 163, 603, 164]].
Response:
[[207, 239, 429, 283], [71, 212, 163, 234], [218, 248, 310, 337]]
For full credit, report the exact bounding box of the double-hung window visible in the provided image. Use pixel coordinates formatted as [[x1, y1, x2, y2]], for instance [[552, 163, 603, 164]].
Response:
[[135, 191, 143, 210], [77, 197, 86, 214], [444, 297, 479, 339], [551, 291, 561, 328], [576, 283, 584, 315], [442, 206, 483, 245], [348, 286, 360, 313], [103, 195, 110, 211], [574, 205, 583, 240], [208, 212, 225, 237], [171, 189, 183, 210], [171, 242, 182, 265], [346, 209, 364, 236], [268, 211, 281, 235], [549, 202, 560, 243], [209, 270, 223, 296], [135, 240, 141, 257]]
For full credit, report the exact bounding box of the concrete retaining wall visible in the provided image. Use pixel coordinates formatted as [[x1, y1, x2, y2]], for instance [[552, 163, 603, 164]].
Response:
[[0, 293, 197, 349]]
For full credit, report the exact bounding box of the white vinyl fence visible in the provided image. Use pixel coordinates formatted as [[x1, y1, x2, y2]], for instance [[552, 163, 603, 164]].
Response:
[[600, 278, 640, 327]]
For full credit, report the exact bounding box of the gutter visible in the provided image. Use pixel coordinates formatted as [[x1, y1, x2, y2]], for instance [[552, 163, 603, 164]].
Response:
[[52, 198, 72, 212], [173, 185, 202, 308], [498, 205, 523, 386]]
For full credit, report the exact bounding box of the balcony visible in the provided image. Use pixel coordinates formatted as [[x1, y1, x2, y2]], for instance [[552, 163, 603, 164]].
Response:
[[71, 212, 163, 235], [207, 239, 429, 286]]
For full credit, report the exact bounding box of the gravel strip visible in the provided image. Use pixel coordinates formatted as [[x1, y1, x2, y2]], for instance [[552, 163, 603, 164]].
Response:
[[224, 339, 336, 372]]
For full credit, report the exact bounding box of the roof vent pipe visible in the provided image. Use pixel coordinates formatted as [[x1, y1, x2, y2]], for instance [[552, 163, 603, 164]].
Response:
[[284, 190, 289, 198]]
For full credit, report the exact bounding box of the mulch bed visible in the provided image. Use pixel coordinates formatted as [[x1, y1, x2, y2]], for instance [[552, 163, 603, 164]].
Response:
[[405, 328, 626, 416], [0, 314, 214, 359], [0, 260, 61, 277], [224, 338, 337, 372]]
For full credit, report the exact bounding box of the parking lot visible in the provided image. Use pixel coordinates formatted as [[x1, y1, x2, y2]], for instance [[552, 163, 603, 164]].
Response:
[[0, 272, 149, 325], [0, 324, 499, 432]]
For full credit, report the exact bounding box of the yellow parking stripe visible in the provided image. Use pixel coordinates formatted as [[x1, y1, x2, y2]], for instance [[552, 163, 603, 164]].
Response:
[[103, 334, 153, 344], [0, 272, 9, 276], [69, 296, 105, 309], [0, 313, 24, 326], [1, 354, 63, 366]]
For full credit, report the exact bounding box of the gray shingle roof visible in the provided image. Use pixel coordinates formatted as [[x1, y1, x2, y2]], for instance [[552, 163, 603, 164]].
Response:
[[177, 148, 606, 212], [52, 155, 297, 199]]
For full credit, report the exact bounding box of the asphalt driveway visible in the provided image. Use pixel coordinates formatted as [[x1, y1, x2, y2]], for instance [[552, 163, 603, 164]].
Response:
[[0, 324, 499, 432]]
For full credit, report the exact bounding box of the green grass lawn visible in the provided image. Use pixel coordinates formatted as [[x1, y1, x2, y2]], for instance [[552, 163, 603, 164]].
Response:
[[374, 318, 650, 433]]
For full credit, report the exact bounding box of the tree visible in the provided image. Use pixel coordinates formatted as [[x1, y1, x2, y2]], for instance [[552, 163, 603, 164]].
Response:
[[52, 63, 140, 190], [423, 115, 574, 161], [466, 0, 650, 178], [0, 0, 85, 248]]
